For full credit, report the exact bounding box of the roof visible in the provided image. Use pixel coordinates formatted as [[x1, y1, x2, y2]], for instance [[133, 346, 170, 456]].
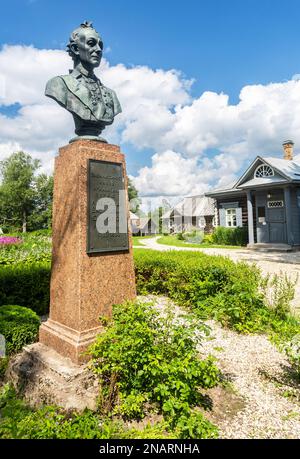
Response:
[[130, 216, 157, 230], [207, 155, 300, 197], [137, 217, 157, 230], [162, 195, 215, 218], [238, 176, 287, 188], [263, 157, 300, 180]]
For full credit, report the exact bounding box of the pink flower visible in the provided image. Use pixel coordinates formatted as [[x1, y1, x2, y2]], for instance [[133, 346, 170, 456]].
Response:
[[0, 237, 22, 245]]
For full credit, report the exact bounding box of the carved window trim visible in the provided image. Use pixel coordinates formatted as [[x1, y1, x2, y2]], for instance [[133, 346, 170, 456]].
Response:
[[254, 164, 274, 178]]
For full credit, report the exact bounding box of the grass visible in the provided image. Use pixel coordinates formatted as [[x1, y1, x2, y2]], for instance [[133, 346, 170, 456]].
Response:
[[157, 235, 242, 250]]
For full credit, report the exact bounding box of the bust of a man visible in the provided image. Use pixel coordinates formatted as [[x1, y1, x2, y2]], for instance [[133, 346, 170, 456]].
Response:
[[45, 21, 121, 142]]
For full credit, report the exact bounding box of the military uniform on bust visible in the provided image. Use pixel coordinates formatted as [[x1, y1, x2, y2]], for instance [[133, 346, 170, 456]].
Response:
[[45, 21, 121, 142]]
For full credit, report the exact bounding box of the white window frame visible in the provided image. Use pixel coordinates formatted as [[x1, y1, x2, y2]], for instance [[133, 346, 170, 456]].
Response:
[[225, 208, 237, 227], [254, 164, 274, 178]]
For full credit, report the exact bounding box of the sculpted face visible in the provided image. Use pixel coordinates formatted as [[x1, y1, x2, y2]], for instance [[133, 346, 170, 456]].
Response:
[[75, 28, 103, 68]]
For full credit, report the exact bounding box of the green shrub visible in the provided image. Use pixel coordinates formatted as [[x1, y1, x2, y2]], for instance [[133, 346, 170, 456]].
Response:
[[211, 226, 248, 246], [0, 232, 51, 314], [0, 385, 175, 439], [183, 228, 204, 244], [174, 411, 218, 439], [134, 250, 299, 338], [0, 305, 40, 355], [176, 232, 184, 240], [284, 335, 300, 381], [134, 250, 264, 330], [203, 234, 214, 244], [27, 229, 52, 237], [261, 273, 297, 320], [0, 263, 50, 315], [0, 357, 9, 379], [90, 300, 219, 438], [0, 385, 125, 439]]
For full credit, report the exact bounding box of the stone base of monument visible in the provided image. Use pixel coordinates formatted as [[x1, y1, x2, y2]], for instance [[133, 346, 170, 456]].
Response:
[[39, 139, 136, 364], [6, 343, 99, 411]]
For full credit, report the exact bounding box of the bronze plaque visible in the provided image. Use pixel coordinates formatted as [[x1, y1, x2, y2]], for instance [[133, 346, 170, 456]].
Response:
[[87, 159, 129, 253]]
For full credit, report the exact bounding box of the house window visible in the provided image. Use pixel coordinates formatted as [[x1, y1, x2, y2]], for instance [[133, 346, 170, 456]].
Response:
[[255, 164, 274, 178], [225, 208, 237, 227]]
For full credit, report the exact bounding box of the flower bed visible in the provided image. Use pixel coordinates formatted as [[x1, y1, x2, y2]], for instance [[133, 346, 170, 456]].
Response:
[[0, 237, 22, 245]]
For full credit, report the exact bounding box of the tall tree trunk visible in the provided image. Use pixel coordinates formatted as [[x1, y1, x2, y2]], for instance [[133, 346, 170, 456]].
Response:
[[22, 210, 27, 233]]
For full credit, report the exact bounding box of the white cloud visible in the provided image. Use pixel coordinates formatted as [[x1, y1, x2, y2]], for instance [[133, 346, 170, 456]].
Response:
[[1, 44, 300, 198], [132, 150, 237, 202], [133, 151, 201, 197], [0, 142, 22, 160], [0, 45, 193, 159], [0, 45, 70, 106]]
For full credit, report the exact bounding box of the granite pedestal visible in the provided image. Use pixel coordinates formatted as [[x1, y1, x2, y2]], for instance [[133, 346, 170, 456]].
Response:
[[39, 140, 136, 364]]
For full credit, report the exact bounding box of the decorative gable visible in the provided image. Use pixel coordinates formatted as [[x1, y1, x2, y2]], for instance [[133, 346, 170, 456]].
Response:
[[235, 157, 289, 189]]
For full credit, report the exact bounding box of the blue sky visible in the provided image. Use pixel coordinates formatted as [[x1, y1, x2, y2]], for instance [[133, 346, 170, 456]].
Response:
[[3, 0, 300, 101], [2, 0, 300, 201]]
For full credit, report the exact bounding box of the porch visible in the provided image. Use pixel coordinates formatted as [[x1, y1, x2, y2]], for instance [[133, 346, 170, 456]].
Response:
[[246, 186, 300, 249]]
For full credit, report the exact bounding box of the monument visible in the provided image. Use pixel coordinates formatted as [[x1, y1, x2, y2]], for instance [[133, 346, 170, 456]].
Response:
[[7, 21, 135, 409], [38, 21, 136, 364], [45, 21, 121, 142]]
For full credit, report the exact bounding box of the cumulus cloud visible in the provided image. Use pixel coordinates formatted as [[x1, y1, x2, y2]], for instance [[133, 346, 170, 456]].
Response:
[[132, 150, 238, 204], [0, 44, 193, 159], [1, 44, 300, 200]]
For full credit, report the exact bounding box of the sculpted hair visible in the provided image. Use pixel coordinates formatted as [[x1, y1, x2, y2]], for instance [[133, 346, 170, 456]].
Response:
[[66, 21, 103, 62]]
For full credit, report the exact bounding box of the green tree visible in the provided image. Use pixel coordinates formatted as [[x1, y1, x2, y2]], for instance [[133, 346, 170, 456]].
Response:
[[148, 200, 172, 234], [127, 177, 141, 214], [28, 174, 53, 231], [0, 151, 53, 233]]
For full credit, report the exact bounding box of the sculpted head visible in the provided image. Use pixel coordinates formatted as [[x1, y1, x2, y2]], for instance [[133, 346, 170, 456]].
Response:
[[67, 21, 103, 69]]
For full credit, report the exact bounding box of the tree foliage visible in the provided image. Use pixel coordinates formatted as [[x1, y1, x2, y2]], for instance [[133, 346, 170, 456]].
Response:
[[0, 152, 53, 232], [127, 178, 141, 214]]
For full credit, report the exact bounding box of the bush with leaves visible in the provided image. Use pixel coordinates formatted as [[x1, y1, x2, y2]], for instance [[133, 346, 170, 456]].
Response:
[[0, 384, 186, 439], [284, 335, 300, 381], [134, 250, 264, 331], [134, 250, 299, 337], [0, 263, 50, 315], [176, 232, 184, 241], [90, 300, 219, 438], [211, 226, 248, 246], [183, 228, 204, 244], [0, 305, 40, 355], [0, 232, 51, 314], [0, 385, 139, 439]]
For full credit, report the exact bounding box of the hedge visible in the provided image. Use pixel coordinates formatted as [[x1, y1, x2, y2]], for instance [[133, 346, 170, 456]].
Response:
[[133, 249, 269, 332], [0, 305, 40, 355], [0, 262, 50, 315], [211, 226, 248, 246]]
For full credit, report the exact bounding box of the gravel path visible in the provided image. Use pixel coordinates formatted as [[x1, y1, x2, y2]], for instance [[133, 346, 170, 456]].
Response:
[[135, 237, 300, 312], [142, 295, 300, 439], [201, 320, 300, 439]]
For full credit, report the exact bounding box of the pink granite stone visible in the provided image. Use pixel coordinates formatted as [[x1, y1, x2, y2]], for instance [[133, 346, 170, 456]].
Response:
[[39, 140, 136, 364]]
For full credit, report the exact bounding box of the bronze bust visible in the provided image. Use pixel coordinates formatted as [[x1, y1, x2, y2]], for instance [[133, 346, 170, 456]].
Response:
[[45, 21, 121, 142]]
